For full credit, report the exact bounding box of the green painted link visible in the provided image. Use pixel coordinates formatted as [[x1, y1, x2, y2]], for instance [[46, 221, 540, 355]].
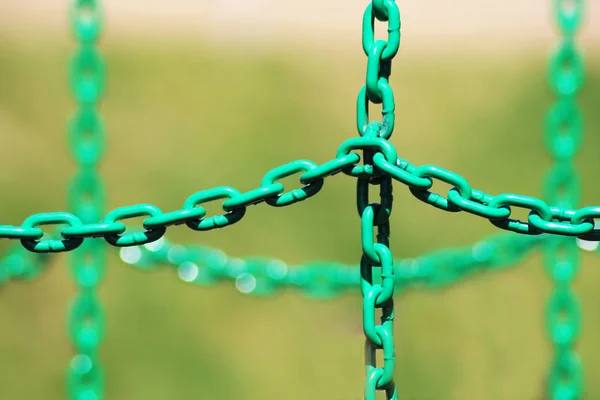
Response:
[[184, 187, 247, 231], [21, 213, 84, 253], [545, 0, 585, 398], [529, 213, 591, 236], [572, 207, 600, 240], [372, 154, 432, 189], [446, 188, 511, 220], [362, 1, 401, 61], [104, 204, 166, 246], [356, 83, 396, 139], [488, 193, 553, 235], [67, 1, 106, 399], [409, 165, 471, 212], [361, 242, 395, 307], [261, 160, 324, 207], [365, 40, 390, 103]]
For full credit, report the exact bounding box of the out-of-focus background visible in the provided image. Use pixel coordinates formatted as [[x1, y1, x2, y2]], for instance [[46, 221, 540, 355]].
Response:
[[0, 1, 599, 399]]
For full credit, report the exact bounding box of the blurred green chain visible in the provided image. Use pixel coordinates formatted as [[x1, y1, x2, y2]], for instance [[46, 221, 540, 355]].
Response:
[[124, 234, 546, 295], [545, 1, 585, 399], [358, 1, 400, 398], [0, 233, 549, 295], [0, 247, 48, 282], [68, 0, 106, 399]]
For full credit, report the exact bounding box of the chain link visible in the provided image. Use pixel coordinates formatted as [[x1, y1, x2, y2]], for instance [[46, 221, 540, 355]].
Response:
[[545, 1, 585, 398], [68, 0, 106, 398]]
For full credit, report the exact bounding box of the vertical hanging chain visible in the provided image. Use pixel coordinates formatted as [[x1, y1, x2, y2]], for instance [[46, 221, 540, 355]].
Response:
[[544, 1, 585, 399], [68, 0, 107, 399], [358, 1, 400, 399]]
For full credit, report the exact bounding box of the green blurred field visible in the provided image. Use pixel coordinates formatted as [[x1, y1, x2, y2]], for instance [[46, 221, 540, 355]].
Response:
[[0, 35, 599, 399]]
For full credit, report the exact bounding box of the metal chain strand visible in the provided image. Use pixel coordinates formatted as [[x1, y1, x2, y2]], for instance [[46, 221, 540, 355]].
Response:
[[68, 1, 106, 399], [6, 149, 600, 253], [546, 1, 585, 398], [359, 2, 400, 397]]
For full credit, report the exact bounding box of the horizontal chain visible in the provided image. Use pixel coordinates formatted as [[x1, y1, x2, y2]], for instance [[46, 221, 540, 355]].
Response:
[[0, 155, 356, 253], [372, 148, 600, 240], [3, 137, 600, 257]]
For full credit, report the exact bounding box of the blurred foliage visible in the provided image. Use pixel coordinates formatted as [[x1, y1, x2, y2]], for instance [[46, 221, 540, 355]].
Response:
[[0, 36, 599, 399]]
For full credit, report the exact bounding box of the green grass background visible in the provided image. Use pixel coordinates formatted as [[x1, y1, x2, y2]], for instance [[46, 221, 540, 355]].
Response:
[[0, 35, 599, 399]]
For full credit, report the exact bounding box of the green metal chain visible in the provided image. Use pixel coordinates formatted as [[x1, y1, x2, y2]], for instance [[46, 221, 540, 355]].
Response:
[[545, 1, 585, 398], [4, 144, 600, 253], [67, 0, 106, 399], [357, 1, 400, 398]]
